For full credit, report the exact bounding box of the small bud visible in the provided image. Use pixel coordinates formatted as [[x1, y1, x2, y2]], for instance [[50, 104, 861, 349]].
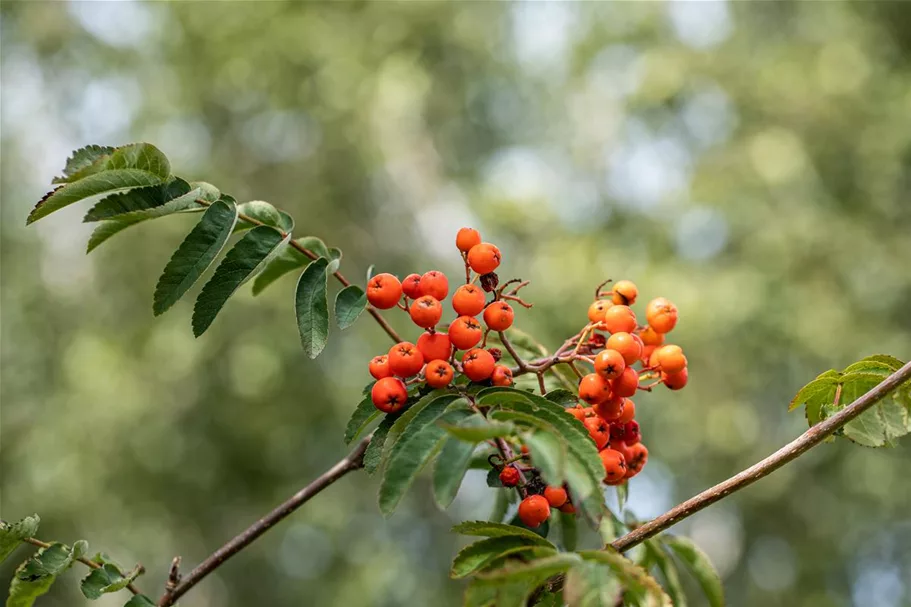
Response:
[[480, 272, 499, 292]]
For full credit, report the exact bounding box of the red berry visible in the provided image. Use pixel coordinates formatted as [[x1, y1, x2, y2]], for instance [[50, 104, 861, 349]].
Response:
[[462, 348, 496, 381], [499, 466, 520, 487], [371, 377, 408, 413], [611, 367, 639, 398], [599, 448, 627, 484], [402, 273, 423, 299], [409, 295, 443, 329], [419, 271, 449, 301], [483, 301, 514, 331], [583, 417, 610, 450], [578, 373, 612, 405], [543, 486, 568, 508], [387, 342, 424, 377], [452, 284, 486, 317], [467, 243, 501, 275], [624, 443, 648, 479], [417, 332, 452, 363], [594, 349, 626, 380], [623, 420, 641, 445], [491, 365, 514, 387], [661, 368, 688, 390], [449, 316, 483, 350], [425, 360, 454, 388], [518, 495, 550, 528], [369, 355, 391, 380], [366, 273, 403, 310], [456, 227, 482, 253]]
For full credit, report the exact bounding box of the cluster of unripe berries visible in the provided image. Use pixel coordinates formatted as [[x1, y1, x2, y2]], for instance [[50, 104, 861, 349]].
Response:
[[368, 228, 517, 413]]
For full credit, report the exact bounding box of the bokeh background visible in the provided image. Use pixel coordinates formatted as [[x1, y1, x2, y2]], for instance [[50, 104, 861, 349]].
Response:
[[2, 2, 911, 606]]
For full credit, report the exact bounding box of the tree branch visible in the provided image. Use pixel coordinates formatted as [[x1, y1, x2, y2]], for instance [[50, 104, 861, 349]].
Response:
[[21, 537, 144, 596]]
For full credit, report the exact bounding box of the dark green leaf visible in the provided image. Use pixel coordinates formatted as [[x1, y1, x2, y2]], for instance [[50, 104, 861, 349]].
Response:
[[0, 515, 40, 564], [153, 199, 237, 315], [53, 145, 115, 184], [433, 437, 477, 508], [192, 226, 290, 336], [559, 510, 578, 552], [335, 285, 367, 330], [251, 243, 311, 295], [578, 549, 672, 606], [364, 414, 397, 475], [441, 414, 517, 442], [345, 397, 380, 445], [123, 596, 156, 607], [81, 563, 140, 599], [295, 258, 331, 358], [83, 178, 193, 222], [545, 389, 578, 408], [295, 236, 330, 260], [452, 521, 555, 543], [234, 201, 284, 231], [385, 392, 464, 462], [451, 536, 555, 579], [8, 541, 86, 607], [663, 536, 723, 607]]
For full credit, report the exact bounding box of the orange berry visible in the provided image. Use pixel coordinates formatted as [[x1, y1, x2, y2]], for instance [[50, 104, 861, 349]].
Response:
[[638, 326, 664, 347], [646, 297, 678, 334], [606, 332, 642, 365], [402, 273, 423, 299], [559, 502, 576, 514], [602, 305, 637, 334], [462, 348, 496, 381], [567, 404, 587, 421], [611, 280, 638, 306], [608, 438, 633, 461], [369, 355, 391, 380], [648, 347, 661, 369], [518, 494, 550, 528], [417, 332, 452, 363], [611, 367, 639, 398], [467, 243, 501, 275], [617, 398, 636, 424], [583, 416, 610, 449], [499, 465, 520, 487], [483, 301, 514, 331], [425, 359, 454, 388], [656, 344, 687, 374], [452, 284, 486, 317], [594, 349, 626, 380], [449, 315, 483, 350], [491, 364, 514, 387], [599, 448, 627, 484], [387, 342, 424, 377], [641, 345, 656, 366], [578, 373, 612, 405], [588, 300, 613, 325], [419, 271, 449, 301], [593, 395, 624, 422], [624, 443, 648, 479], [661, 368, 688, 390], [543, 486, 568, 508], [366, 273, 403, 310], [371, 377, 408, 413], [456, 227, 482, 253], [409, 295, 443, 328]]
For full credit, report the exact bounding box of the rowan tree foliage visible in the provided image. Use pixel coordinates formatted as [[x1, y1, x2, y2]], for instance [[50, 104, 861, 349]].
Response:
[[2, 144, 910, 607]]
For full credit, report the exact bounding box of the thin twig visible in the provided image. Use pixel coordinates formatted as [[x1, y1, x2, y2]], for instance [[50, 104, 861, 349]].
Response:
[[22, 538, 143, 596]]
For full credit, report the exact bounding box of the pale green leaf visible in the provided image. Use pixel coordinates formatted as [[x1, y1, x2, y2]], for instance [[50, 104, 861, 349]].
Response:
[[451, 536, 555, 579], [433, 437, 477, 509], [564, 561, 622, 607], [524, 430, 566, 488], [234, 200, 284, 231], [645, 540, 688, 607], [295, 236, 330, 260], [441, 414, 517, 442], [578, 549, 672, 607], [0, 516, 40, 564], [474, 553, 581, 584], [123, 596, 156, 607], [7, 541, 85, 607]]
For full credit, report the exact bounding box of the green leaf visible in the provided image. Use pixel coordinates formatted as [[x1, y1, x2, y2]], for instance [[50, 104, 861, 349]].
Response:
[[345, 397, 380, 445], [335, 285, 367, 330], [451, 536, 555, 579], [441, 414, 517, 442], [559, 511, 578, 552], [7, 541, 86, 607], [564, 561, 622, 607], [385, 392, 464, 462], [123, 596, 156, 607], [365, 264, 376, 283], [578, 549, 672, 607], [788, 369, 839, 412], [616, 483, 628, 512], [0, 516, 40, 564], [545, 389, 578, 408], [452, 521, 557, 543], [251, 242, 312, 295], [152, 199, 237, 315], [364, 414, 397, 475], [192, 226, 290, 336], [295, 236, 330, 260], [464, 580, 498, 607], [53, 144, 115, 184], [83, 178, 194, 221], [433, 437, 477, 509], [844, 354, 904, 373], [663, 536, 723, 607], [840, 371, 910, 447], [474, 553, 581, 584], [645, 541, 688, 607], [327, 247, 343, 274], [524, 430, 566, 487], [81, 563, 140, 599], [501, 328, 549, 357], [295, 258, 331, 358], [234, 201, 284, 231]]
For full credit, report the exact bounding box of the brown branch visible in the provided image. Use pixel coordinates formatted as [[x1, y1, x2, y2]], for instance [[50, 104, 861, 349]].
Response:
[[157, 434, 372, 607], [22, 537, 143, 595]]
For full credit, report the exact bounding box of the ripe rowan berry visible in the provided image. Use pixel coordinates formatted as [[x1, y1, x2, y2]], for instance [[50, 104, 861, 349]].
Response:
[[661, 368, 688, 390], [602, 305, 637, 334], [656, 344, 687, 374], [425, 359, 454, 388], [611, 367, 640, 398], [409, 295, 443, 329], [543, 486, 568, 508], [617, 398, 636, 424], [623, 420, 641, 445], [559, 502, 576, 514], [369, 355, 391, 380], [419, 271, 449, 301], [456, 227, 482, 253], [648, 346, 661, 369], [599, 448, 627, 484], [588, 300, 613, 325], [449, 315, 483, 350], [491, 365, 514, 387], [606, 332, 642, 365], [567, 404, 587, 422], [388, 341, 425, 377], [578, 373, 612, 405], [366, 273, 403, 310], [594, 350, 624, 381], [417, 331, 451, 363], [583, 416, 610, 449], [608, 438, 633, 461], [483, 301, 514, 331], [452, 284, 486, 317], [518, 494, 550, 528], [462, 348, 496, 381], [467, 243, 501, 275], [499, 465, 520, 487], [609, 422, 626, 443], [639, 326, 664, 347], [593, 395, 624, 422], [624, 443, 648, 479], [611, 280, 638, 306], [641, 345, 657, 366], [646, 297, 678, 334], [402, 273, 423, 299], [371, 377, 408, 413]]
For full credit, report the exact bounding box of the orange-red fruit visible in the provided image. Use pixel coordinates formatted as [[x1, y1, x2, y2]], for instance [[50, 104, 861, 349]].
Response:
[[593, 395, 624, 422], [661, 368, 689, 390], [456, 227, 482, 253], [641, 345, 657, 366], [611, 367, 640, 398], [409, 295, 443, 328], [462, 348, 496, 382], [606, 332, 642, 366], [639, 326, 664, 347], [483, 301, 515, 331], [624, 443, 648, 479], [599, 448, 627, 484], [602, 305, 637, 334], [559, 502, 576, 514], [594, 349, 626, 380], [369, 355, 391, 380], [583, 416, 610, 450], [499, 465, 520, 487], [646, 297, 678, 334], [425, 359, 454, 388], [388, 342, 425, 377], [617, 398, 636, 424], [608, 438, 633, 461], [371, 377, 408, 413], [417, 332, 452, 363], [402, 273, 423, 299], [366, 273, 403, 310], [449, 316, 483, 350], [452, 284, 486, 317], [419, 271, 449, 301], [588, 300, 613, 324], [611, 280, 638, 306], [467, 243, 501, 275], [567, 404, 587, 422], [656, 344, 687, 374], [543, 486, 568, 508], [491, 365, 514, 387], [578, 373, 612, 405], [518, 494, 550, 528]]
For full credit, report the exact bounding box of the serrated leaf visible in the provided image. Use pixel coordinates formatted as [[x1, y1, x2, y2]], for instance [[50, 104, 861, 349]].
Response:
[[578, 549, 672, 607], [545, 389, 578, 408], [524, 430, 566, 487], [441, 414, 517, 442], [364, 414, 397, 475], [345, 397, 380, 445], [840, 371, 911, 447], [81, 563, 140, 599], [152, 199, 237, 315], [475, 553, 581, 584], [663, 536, 723, 607], [788, 372, 839, 412], [7, 541, 85, 607], [451, 536, 555, 579], [295, 258, 331, 358], [251, 242, 312, 295], [83, 178, 193, 222], [335, 285, 367, 330], [559, 510, 578, 552], [53, 144, 115, 183], [645, 541, 687, 607], [0, 516, 40, 564], [385, 392, 464, 462], [192, 226, 290, 336], [564, 561, 622, 607], [452, 521, 558, 543], [295, 236, 330, 260], [433, 437, 478, 509], [234, 201, 284, 232], [123, 596, 156, 607]]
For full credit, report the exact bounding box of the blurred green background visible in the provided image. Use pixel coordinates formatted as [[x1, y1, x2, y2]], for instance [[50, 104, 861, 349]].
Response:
[[2, 2, 910, 606]]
